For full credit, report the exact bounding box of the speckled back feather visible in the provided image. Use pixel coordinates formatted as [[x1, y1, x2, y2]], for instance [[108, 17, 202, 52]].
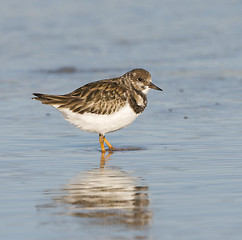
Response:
[[33, 68, 154, 115], [33, 78, 130, 115]]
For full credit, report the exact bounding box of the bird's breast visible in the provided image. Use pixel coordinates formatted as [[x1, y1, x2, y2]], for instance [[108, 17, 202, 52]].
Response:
[[128, 91, 147, 114]]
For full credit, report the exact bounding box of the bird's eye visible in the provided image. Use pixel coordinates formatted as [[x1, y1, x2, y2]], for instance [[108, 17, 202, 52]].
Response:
[[138, 77, 143, 81]]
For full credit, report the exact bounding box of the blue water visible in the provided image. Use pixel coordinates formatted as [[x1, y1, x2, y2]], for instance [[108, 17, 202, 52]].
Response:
[[1, 0, 242, 239]]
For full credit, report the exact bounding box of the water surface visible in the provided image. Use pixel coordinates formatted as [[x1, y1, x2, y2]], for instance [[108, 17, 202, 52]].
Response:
[[1, 0, 242, 239]]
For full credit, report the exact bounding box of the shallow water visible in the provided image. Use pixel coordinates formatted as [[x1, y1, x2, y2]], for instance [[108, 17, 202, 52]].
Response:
[[1, 0, 242, 239]]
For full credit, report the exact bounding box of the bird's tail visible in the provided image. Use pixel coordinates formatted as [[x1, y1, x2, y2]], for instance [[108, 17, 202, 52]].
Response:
[[32, 93, 70, 106]]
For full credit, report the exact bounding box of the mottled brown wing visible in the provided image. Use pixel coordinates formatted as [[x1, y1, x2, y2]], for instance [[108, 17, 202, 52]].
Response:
[[59, 80, 128, 115]]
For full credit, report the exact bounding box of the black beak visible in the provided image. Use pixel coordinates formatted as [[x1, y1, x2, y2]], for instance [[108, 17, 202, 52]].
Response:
[[149, 82, 163, 91]]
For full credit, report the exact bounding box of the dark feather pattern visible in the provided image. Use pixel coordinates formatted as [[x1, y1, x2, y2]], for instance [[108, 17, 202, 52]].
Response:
[[33, 68, 161, 115], [33, 78, 129, 115]]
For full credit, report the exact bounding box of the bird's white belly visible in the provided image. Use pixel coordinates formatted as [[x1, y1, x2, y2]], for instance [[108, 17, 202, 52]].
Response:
[[54, 103, 139, 134]]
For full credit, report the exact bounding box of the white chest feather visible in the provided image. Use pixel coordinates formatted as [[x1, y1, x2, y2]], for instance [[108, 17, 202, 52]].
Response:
[[53, 103, 139, 135]]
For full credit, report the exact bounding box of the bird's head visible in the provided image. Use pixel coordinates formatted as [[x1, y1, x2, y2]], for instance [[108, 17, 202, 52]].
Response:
[[125, 68, 162, 94]]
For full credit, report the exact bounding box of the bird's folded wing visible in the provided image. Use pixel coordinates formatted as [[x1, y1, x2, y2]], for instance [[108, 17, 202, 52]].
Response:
[[68, 80, 128, 114], [34, 80, 129, 115]]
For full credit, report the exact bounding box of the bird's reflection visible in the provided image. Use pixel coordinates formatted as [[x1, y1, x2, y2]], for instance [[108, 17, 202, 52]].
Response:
[[55, 153, 152, 228], [100, 151, 113, 168]]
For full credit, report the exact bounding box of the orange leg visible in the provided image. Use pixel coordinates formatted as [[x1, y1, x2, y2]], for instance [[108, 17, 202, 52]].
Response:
[[103, 136, 115, 151], [99, 134, 115, 152], [99, 134, 106, 153]]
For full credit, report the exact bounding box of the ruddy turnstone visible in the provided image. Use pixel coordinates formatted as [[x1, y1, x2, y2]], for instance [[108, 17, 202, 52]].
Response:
[[33, 68, 162, 152]]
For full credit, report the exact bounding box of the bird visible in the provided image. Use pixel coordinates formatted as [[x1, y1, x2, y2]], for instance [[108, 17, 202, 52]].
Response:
[[33, 68, 162, 152]]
